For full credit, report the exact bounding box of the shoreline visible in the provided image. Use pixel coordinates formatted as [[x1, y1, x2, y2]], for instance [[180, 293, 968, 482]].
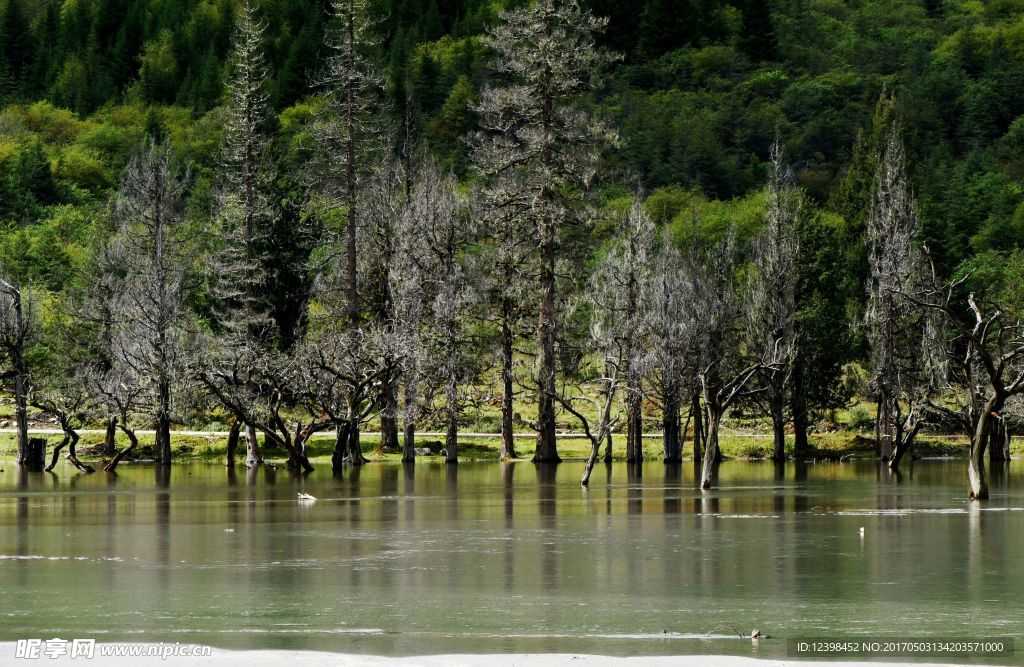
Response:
[[0, 427, 987, 466]]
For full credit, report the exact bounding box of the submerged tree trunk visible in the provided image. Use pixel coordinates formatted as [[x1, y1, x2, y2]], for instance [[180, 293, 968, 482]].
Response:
[[534, 207, 560, 464], [46, 436, 66, 472], [402, 420, 416, 463], [625, 387, 643, 463], [6, 282, 30, 465], [14, 365, 29, 464], [791, 364, 810, 457], [105, 427, 139, 472], [103, 417, 118, 456], [64, 429, 93, 472], [155, 378, 172, 466], [46, 427, 94, 473], [581, 434, 602, 486], [699, 404, 723, 490], [332, 422, 349, 471], [24, 437, 46, 471], [770, 386, 786, 462], [989, 415, 1011, 463], [380, 359, 400, 453], [691, 392, 703, 461], [499, 304, 517, 460], [245, 423, 263, 468], [887, 418, 922, 470], [225, 421, 241, 467], [662, 383, 682, 463], [445, 408, 458, 464], [969, 395, 1001, 500], [875, 393, 895, 461], [402, 378, 417, 463], [346, 420, 367, 466]]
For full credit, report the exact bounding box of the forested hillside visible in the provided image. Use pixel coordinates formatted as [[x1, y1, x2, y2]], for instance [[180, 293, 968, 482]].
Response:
[[1, 0, 1023, 497]]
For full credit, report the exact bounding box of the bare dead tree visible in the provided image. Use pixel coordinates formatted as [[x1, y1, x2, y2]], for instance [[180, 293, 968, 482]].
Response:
[[295, 326, 385, 469], [300, 163, 402, 470], [909, 253, 1024, 499], [390, 219, 427, 462], [108, 140, 192, 466], [472, 0, 618, 463], [361, 157, 407, 454], [472, 175, 535, 461], [552, 337, 622, 486], [643, 232, 698, 463], [684, 222, 783, 490], [0, 276, 39, 463], [865, 120, 935, 466], [748, 136, 800, 462], [31, 379, 95, 473], [89, 363, 146, 473], [68, 233, 127, 457], [390, 157, 475, 463], [588, 193, 654, 461]]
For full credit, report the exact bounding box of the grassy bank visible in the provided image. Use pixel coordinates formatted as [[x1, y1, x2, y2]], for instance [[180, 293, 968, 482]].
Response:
[[0, 428, 996, 467]]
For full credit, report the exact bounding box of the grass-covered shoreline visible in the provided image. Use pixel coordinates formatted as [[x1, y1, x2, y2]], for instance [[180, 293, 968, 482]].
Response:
[[0, 428, 999, 467]]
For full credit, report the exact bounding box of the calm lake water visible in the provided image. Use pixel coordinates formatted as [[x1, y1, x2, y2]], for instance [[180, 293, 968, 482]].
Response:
[[1, 459, 1022, 661]]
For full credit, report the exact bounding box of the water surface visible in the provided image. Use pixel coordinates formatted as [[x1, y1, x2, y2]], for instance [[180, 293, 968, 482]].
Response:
[[1, 459, 1022, 661]]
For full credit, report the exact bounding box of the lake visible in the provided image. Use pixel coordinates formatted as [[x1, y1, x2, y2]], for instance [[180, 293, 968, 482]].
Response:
[[1, 459, 1022, 662]]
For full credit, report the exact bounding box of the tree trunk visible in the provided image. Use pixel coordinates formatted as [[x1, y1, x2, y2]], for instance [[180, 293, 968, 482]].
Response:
[[347, 421, 367, 465], [155, 378, 172, 466], [533, 208, 560, 463], [402, 378, 417, 462], [691, 391, 703, 461], [625, 386, 643, 463], [103, 417, 117, 456], [284, 423, 316, 473], [332, 421, 350, 471], [245, 423, 263, 468], [46, 436, 69, 472], [64, 428, 92, 472], [380, 359, 400, 453], [402, 420, 416, 463], [24, 437, 46, 471], [875, 394, 894, 461], [969, 395, 1000, 500], [791, 363, 809, 456], [46, 428, 92, 473], [888, 419, 921, 470], [105, 428, 139, 472], [770, 386, 786, 462], [445, 408, 458, 464], [500, 304, 517, 460], [699, 405, 722, 490], [581, 430, 604, 486], [662, 383, 682, 463], [225, 421, 240, 467], [988, 415, 1011, 463], [9, 285, 29, 464], [14, 365, 29, 464]]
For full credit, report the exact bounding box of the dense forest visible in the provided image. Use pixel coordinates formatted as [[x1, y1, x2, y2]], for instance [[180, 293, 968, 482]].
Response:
[[1, 0, 1023, 499]]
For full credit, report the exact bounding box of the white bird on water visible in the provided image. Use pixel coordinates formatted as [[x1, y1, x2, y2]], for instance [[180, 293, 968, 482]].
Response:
[[297, 492, 317, 503], [859, 527, 865, 536]]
